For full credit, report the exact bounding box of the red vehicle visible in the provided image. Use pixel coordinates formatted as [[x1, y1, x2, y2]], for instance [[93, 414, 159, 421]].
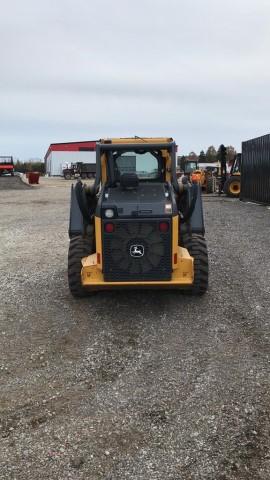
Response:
[[0, 156, 14, 176]]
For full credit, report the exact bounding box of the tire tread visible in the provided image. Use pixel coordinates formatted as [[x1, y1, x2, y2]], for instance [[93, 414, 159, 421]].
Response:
[[68, 234, 94, 297], [181, 233, 208, 295]]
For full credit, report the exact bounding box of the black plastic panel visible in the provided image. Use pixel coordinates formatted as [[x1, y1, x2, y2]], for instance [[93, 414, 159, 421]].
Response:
[[68, 185, 84, 237], [190, 185, 205, 234], [102, 219, 172, 282]]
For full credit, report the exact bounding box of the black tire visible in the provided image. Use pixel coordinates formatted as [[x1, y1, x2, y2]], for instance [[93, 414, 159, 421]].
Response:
[[181, 233, 208, 295], [64, 173, 71, 180], [224, 176, 241, 197], [68, 231, 94, 297], [206, 176, 215, 194]]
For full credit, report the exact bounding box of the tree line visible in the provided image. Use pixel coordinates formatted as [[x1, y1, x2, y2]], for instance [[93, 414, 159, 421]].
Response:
[[14, 160, 45, 174], [178, 145, 237, 166]]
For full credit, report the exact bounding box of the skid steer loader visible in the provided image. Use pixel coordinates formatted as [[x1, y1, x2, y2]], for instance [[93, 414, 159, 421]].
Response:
[[68, 138, 208, 296]]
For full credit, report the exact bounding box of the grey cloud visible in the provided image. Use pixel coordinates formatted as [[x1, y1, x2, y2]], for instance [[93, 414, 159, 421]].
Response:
[[0, 0, 270, 158]]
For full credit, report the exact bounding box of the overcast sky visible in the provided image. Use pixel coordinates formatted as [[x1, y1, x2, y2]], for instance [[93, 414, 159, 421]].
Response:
[[1, 0, 270, 159]]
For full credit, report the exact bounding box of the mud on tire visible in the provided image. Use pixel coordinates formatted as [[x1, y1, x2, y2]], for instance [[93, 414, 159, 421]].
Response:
[[68, 232, 94, 297], [181, 233, 208, 295], [206, 176, 216, 194]]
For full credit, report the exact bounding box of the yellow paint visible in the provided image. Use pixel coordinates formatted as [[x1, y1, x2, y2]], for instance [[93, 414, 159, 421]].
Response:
[[94, 217, 102, 270], [101, 153, 107, 183], [172, 215, 178, 270], [81, 247, 193, 289], [100, 137, 173, 145], [82, 253, 97, 267], [159, 149, 172, 182], [229, 180, 241, 195]]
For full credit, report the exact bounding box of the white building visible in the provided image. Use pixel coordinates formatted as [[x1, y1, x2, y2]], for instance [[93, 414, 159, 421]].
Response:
[[45, 140, 96, 176]]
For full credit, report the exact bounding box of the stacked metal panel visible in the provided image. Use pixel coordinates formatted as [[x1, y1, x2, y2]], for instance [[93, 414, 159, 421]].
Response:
[[241, 134, 270, 204]]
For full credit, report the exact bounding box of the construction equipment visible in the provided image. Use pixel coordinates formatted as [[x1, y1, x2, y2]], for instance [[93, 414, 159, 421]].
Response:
[[223, 153, 241, 197], [68, 137, 208, 296], [63, 162, 96, 180], [0, 156, 14, 176], [191, 167, 217, 193], [177, 157, 198, 178]]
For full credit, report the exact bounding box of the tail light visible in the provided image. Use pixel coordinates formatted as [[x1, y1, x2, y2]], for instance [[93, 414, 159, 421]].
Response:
[[159, 221, 169, 233], [105, 223, 114, 233]]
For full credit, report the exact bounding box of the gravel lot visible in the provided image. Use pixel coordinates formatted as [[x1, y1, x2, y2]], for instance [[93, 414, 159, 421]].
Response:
[[1, 177, 270, 479]]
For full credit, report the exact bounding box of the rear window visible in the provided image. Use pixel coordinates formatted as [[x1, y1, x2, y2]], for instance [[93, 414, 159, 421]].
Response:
[[115, 151, 160, 180]]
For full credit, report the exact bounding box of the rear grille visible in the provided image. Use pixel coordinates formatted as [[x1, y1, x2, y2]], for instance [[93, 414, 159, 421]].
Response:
[[102, 219, 172, 282]]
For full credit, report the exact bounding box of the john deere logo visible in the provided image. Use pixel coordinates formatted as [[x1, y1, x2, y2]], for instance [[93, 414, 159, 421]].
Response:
[[130, 245, 144, 258]]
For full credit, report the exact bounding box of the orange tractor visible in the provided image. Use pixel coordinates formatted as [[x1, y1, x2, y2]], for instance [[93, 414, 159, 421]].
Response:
[[191, 168, 217, 194]]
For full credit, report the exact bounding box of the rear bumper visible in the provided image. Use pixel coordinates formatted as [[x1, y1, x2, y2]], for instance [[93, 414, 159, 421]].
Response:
[[81, 247, 193, 289]]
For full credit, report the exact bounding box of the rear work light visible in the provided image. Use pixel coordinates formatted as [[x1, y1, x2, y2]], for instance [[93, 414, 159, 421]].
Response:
[[104, 208, 114, 218], [105, 223, 114, 233], [159, 221, 169, 233]]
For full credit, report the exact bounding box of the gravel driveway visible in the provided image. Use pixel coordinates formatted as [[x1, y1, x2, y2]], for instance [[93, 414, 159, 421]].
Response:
[[0, 178, 270, 479]]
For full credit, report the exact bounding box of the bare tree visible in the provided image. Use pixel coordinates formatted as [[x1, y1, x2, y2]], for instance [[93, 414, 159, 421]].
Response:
[[205, 146, 217, 163], [226, 146, 237, 165]]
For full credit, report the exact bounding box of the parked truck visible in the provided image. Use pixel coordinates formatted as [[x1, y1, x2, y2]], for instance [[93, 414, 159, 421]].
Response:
[[62, 162, 96, 180]]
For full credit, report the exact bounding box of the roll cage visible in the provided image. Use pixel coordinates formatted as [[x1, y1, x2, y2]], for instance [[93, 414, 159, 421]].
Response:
[[93, 140, 179, 193]]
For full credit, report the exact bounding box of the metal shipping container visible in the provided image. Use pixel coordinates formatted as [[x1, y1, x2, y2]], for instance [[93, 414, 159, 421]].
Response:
[[241, 133, 270, 204]]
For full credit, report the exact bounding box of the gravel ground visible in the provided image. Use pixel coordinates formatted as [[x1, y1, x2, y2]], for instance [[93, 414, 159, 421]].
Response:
[[0, 177, 270, 480], [0, 176, 31, 190]]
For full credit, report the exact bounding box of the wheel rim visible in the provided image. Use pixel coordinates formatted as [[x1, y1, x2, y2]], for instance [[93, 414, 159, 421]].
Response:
[[229, 181, 240, 195]]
